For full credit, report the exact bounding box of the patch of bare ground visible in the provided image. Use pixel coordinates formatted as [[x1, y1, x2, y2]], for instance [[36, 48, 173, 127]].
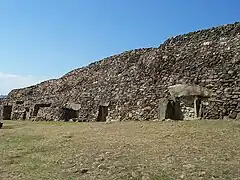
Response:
[[0, 120, 239, 180]]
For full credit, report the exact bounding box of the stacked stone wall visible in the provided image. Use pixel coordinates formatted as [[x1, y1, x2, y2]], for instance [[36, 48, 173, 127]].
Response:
[[2, 22, 240, 121]]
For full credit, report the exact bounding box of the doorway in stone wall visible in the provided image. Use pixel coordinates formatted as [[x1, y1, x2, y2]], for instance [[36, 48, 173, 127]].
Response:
[[62, 108, 79, 121], [33, 104, 51, 117], [97, 106, 108, 122], [165, 100, 182, 120], [165, 100, 175, 120], [3, 105, 12, 120]]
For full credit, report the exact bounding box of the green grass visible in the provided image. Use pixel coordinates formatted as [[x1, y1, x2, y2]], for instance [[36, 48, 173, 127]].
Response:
[[0, 120, 240, 180]]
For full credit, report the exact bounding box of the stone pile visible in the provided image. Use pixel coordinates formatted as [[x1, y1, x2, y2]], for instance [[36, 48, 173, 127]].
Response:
[[1, 22, 239, 121]]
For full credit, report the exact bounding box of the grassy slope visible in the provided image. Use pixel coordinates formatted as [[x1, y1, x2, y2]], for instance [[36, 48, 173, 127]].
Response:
[[0, 120, 240, 180]]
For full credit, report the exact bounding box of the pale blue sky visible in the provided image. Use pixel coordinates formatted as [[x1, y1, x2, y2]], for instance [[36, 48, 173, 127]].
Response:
[[0, 0, 239, 94]]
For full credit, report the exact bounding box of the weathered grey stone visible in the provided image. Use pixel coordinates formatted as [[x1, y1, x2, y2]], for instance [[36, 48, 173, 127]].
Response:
[[168, 84, 213, 99], [232, 95, 239, 99], [236, 113, 240, 120], [157, 98, 169, 121], [229, 111, 237, 119], [64, 103, 81, 111]]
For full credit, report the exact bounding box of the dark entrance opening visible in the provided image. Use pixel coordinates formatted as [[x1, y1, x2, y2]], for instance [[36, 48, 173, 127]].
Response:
[[97, 106, 108, 122], [23, 107, 29, 120], [3, 105, 12, 120], [165, 100, 182, 120], [62, 108, 78, 121], [23, 111, 27, 120], [33, 104, 51, 117], [165, 101, 175, 119]]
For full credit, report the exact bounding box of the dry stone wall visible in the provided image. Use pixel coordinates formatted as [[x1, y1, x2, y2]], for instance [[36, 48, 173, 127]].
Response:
[[1, 22, 240, 121]]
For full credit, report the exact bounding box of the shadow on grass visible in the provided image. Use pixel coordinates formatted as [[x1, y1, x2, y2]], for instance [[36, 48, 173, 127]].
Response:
[[2, 125, 15, 129], [1, 123, 27, 129]]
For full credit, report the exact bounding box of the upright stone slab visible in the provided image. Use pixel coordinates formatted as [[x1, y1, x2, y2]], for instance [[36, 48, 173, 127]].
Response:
[[0, 105, 3, 121], [157, 98, 169, 121]]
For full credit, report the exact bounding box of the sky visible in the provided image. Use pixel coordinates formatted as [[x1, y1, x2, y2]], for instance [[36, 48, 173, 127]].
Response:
[[0, 0, 239, 94]]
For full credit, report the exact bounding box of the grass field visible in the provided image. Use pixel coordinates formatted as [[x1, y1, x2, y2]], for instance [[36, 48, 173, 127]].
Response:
[[0, 120, 240, 180]]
